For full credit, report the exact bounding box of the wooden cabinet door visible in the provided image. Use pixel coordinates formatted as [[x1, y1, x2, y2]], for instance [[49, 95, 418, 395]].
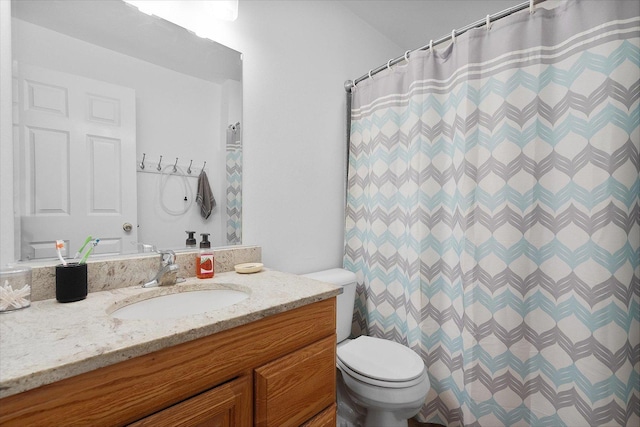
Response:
[[128, 376, 251, 427], [300, 403, 336, 427], [255, 335, 336, 427]]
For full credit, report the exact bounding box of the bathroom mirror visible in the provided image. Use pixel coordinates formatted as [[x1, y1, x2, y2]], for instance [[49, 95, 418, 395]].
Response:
[[11, 0, 243, 261]]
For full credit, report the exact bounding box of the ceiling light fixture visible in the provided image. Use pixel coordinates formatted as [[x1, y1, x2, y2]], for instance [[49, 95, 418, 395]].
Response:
[[123, 1, 238, 24]]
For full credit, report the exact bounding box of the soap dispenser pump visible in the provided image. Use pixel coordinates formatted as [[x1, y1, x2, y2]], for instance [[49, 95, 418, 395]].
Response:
[[185, 231, 196, 248], [196, 233, 214, 279]]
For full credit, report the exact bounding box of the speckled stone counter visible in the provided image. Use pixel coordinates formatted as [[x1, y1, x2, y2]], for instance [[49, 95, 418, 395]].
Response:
[[0, 269, 340, 399], [26, 245, 262, 302]]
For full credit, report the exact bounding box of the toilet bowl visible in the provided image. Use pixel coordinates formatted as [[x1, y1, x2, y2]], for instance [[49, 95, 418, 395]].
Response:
[[303, 269, 430, 427]]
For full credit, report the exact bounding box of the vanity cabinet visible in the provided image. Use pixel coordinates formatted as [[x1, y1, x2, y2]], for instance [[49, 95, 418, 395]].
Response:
[[0, 298, 336, 426], [301, 404, 338, 427], [128, 376, 252, 427], [255, 335, 336, 427]]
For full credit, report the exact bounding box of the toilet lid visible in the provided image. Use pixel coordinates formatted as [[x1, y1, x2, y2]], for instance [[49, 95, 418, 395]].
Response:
[[337, 336, 425, 383]]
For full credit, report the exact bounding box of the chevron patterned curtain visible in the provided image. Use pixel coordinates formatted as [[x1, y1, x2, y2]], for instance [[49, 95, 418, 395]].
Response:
[[226, 123, 242, 245], [344, 1, 639, 426]]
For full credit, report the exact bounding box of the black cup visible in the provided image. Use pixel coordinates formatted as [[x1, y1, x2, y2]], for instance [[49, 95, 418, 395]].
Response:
[[56, 263, 88, 303]]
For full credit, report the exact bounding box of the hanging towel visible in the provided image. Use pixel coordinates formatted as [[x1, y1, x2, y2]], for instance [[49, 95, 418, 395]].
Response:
[[196, 170, 216, 219]]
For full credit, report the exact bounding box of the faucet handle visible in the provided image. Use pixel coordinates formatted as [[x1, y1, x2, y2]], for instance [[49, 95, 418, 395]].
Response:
[[159, 250, 176, 266]]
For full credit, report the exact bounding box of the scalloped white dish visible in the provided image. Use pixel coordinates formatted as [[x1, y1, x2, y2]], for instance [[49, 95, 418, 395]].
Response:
[[234, 263, 264, 274]]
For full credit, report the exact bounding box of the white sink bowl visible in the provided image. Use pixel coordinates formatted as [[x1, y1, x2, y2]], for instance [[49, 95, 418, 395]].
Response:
[[111, 289, 249, 320]]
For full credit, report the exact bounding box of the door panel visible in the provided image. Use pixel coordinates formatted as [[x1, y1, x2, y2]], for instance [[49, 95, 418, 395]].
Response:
[[29, 126, 70, 214], [88, 135, 121, 213], [16, 64, 137, 260]]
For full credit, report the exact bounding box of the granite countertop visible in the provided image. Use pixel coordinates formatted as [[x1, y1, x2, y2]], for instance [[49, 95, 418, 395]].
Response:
[[0, 269, 340, 399]]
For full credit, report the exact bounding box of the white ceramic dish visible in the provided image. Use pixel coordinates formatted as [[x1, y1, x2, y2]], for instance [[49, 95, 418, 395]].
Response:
[[234, 263, 264, 274]]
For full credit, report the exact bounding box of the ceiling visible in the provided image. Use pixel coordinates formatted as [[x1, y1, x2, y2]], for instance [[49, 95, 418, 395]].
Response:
[[12, 0, 242, 83], [339, 0, 529, 50]]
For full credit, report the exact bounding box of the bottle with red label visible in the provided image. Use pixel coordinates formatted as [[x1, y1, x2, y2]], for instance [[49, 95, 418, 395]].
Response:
[[196, 233, 214, 279]]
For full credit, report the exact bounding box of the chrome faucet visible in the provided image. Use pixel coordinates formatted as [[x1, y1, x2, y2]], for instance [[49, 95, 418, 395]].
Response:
[[142, 250, 180, 288]]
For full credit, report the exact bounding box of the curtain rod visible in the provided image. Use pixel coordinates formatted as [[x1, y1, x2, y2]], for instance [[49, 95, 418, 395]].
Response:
[[345, 0, 544, 92]]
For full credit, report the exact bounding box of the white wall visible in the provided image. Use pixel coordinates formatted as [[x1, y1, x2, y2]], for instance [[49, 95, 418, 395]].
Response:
[[0, 0, 14, 267], [191, 1, 401, 274]]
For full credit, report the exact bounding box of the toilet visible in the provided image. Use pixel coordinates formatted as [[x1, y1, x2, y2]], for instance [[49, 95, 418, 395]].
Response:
[[304, 269, 430, 427]]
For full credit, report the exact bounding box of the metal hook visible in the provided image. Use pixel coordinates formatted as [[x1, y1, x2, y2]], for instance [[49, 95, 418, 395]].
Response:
[[172, 157, 178, 173], [202, 161, 207, 171], [157, 155, 163, 171], [139, 153, 146, 170], [187, 160, 193, 174]]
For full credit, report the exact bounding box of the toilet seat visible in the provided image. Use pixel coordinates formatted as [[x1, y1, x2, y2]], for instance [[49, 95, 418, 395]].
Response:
[[337, 336, 426, 389]]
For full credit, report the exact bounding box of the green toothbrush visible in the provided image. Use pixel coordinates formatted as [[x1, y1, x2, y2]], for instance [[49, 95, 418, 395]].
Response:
[[79, 239, 100, 264], [74, 235, 93, 260]]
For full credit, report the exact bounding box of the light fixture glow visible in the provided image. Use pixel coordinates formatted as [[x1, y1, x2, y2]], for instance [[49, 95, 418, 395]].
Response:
[[123, 1, 238, 24], [209, 0, 239, 22]]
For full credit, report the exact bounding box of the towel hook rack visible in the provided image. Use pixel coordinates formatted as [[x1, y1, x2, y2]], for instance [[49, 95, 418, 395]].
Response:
[[173, 157, 179, 173], [157, 155, 163, 171], [187, 160, 193, 174], [139, 153, 146, 170]]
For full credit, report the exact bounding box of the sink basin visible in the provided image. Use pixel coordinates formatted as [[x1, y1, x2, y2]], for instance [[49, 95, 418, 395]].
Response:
[[111, 289, 249, 320]]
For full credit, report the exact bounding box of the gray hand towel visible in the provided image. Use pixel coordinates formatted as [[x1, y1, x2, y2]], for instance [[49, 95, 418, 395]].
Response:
[[196, 170, 216, 219]]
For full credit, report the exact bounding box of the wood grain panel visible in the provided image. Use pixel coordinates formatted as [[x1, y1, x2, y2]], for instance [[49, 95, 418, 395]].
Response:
[[300, 403, 337, 427], [128, 375, 252, 427], [254, 335, 336, 427], [0, 298, 335, 426]]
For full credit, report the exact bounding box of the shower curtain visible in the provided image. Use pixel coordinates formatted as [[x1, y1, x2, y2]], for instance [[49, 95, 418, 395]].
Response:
[[344, 1, 639, 426], [226, 122, 242, 245]]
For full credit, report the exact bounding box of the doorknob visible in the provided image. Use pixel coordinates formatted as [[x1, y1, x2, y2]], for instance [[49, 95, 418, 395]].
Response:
[[123, 222, 133, 232]]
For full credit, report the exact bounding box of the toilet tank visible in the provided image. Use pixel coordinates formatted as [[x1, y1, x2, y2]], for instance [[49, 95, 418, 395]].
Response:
[[303, 268, 357, 343]]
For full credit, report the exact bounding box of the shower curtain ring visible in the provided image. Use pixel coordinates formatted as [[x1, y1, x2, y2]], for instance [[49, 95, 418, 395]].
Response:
[[529, 0, 535, 14], [157, 155, 163, 171], [368, 69, 373, 80], [451, 29, 456, 43], [486, 14, 491, 31], [404, 50, 410, 62], [387, 59, 392, 71], [429, 39, 434, 52]]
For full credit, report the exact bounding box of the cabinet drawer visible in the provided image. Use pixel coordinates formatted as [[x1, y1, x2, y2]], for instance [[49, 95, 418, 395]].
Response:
[[128, 375, 252, 427], [301, 403, 336, 427], [255, 335, 336, 427]]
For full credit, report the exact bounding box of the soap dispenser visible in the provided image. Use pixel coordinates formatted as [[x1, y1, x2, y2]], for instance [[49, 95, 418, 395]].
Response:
[[185, 231, 196, 248], [196, 233, 214, 279]]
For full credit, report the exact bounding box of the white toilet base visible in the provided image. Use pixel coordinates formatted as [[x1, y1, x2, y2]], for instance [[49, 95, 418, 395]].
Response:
[[365, 408, 408, 427], [337, 371, 365, 426], [337, 367, 428, 427]]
